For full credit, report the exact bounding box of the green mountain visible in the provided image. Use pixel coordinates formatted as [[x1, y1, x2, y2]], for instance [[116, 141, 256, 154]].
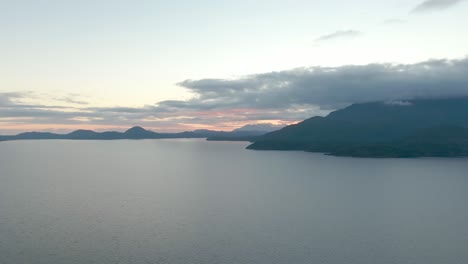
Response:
[[247, 98, 468, 157]]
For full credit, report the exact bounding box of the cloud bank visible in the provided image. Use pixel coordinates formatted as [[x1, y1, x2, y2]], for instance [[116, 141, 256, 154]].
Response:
[[1, 57, 468, 133], [412, 0, 463, 13]]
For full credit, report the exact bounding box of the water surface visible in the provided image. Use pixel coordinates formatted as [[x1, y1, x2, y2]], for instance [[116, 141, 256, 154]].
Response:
[[1, 139, 467, 264]]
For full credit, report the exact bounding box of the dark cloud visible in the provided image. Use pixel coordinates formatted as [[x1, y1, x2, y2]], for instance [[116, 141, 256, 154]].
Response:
[[411, 0, 463, 13], [175, 57, 468, 110], [1, 57, 468, 132], [315, 30, 362, 42], [0, 92, 27, 106]]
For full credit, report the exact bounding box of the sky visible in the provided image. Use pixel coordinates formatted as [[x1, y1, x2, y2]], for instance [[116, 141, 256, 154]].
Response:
[[1, 0, 468, 134]]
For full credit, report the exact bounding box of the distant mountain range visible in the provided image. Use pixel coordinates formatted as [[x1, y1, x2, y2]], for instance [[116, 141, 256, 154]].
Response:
[[247, 98, 468, 158], [4, 98, 468, 158], [0, 125, 274, 142]]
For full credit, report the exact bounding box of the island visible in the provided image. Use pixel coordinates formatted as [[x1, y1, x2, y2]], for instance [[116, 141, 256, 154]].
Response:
[[0, 125, 275, 142]]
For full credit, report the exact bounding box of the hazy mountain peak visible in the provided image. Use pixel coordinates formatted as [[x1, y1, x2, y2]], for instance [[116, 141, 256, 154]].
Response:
[[233, 123, 284, 133]]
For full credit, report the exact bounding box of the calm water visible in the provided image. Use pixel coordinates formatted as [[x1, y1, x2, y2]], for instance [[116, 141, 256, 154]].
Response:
[[1, 139, 468, 264]]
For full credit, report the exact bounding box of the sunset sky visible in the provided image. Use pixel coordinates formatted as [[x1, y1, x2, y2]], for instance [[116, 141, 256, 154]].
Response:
[[1, 0, 468, 134]]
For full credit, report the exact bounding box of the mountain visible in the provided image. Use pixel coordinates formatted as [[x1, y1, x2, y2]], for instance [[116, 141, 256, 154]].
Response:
[[204, 124, 285, 141], [330, 125, 468, 158], [0, 125, 276, 143], [233, 123, 284, 133], [0, 126, 269, 142], [65, 129, 100, 139], [4, 97, 468, 158], [247, 98, 468, 157], [0, 127, 161, 141], [123, 126, 162, 139], [205, 131, 270, 141], [14, 132, 62, 140]]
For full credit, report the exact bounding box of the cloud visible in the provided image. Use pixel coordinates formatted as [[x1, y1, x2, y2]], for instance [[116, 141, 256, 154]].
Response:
[[315, 30, 362, 42], [1, 57, 468, 133], [175, 57, 468, 110], [411, 0, 463, 13], [0, 92, 27, 106], [385, 100, 413, 106], [382, 19, 407, 24], [54, 96, 89, 105]]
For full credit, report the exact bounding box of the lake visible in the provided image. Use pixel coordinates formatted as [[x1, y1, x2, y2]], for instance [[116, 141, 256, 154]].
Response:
[[1, 139, 467, 264]]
